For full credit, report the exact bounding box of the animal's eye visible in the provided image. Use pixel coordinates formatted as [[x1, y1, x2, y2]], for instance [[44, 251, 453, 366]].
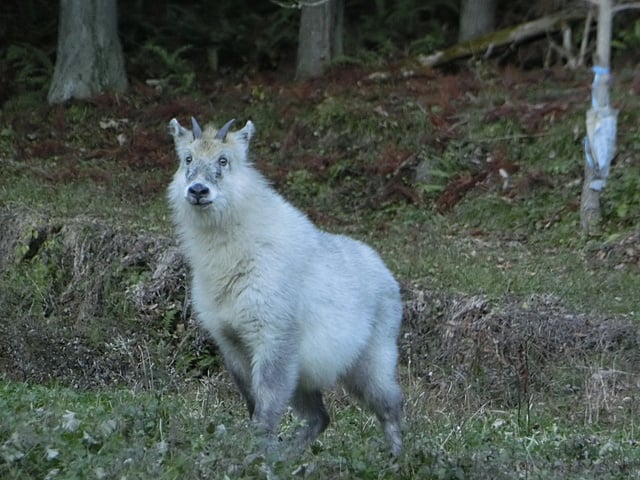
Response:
[[185, 155, 193, 164], [218, 156, 228, 167]]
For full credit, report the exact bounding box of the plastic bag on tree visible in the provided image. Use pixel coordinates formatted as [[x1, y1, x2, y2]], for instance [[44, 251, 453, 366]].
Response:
[[584, 66, 618, 192]]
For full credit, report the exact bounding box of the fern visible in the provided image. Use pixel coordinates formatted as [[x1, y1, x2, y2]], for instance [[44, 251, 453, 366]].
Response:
[[5, 43, 53, 91], [140, 42, 195, 92]]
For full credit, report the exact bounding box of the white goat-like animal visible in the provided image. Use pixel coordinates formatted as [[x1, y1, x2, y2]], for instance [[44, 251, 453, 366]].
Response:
[[167, 117, 403, 456]]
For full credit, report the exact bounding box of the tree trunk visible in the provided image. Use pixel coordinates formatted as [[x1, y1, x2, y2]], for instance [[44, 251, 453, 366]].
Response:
[[295, 0, 344, 80], [458, 0, 497, 42], [580, 160, 602, 232], [580, 0, 614, 235], [48, 0, 127, 104]]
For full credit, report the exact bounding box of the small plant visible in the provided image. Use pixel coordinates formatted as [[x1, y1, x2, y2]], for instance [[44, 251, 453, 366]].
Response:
[[603, 163, 640, 226], [612, 18, 640, 52], [347, 0, 455, 58], [4, 43, 53, 92], [137, 43, 195, 93], [285, 169, 321, 201]]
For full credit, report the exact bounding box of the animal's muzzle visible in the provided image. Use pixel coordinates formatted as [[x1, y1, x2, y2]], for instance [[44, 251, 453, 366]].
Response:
[[186, 182, 212, 205]]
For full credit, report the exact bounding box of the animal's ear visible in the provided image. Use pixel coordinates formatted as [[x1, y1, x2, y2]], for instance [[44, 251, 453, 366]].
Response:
[[168, 118, 191, 143], [237, 120, 255, 145]]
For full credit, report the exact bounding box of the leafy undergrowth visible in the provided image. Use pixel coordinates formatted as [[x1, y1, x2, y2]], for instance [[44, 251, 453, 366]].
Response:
[[1, 61, 640, 478]]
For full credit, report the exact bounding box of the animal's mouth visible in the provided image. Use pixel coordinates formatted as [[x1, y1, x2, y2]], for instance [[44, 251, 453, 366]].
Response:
[[187, 198, 213, 207]]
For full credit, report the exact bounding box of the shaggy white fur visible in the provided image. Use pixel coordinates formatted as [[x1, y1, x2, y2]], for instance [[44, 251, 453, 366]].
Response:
[[168, 117, 403, 456]]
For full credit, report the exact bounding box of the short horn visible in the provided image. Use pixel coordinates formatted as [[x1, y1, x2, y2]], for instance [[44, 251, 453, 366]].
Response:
[[191, 117, 203, 140], [215, 119, 236, 141]]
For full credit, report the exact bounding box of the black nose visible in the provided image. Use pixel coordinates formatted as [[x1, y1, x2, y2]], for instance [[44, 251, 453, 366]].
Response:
[[188, 183, 209, 200]]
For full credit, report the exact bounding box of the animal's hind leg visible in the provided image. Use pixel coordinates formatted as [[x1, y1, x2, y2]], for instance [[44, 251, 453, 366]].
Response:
[[343, 345, 404, 456], [291, 389, 330, 451]]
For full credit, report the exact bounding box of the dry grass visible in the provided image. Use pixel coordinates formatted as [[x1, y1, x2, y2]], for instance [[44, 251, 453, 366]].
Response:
[[0, 205, 203, 389], [402, 284, 640, 425], [2, 204, 639, 430]]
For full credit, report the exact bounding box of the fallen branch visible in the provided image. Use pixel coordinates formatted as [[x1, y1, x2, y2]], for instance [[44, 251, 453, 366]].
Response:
[[417, 10, 587, 68]]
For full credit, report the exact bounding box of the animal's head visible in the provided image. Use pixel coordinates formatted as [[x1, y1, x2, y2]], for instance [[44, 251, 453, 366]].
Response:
[[168, 116, 256, 222]]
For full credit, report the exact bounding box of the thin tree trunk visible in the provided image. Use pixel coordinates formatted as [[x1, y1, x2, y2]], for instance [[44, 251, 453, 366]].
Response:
[[295, 0, 344, 80], [580, 0, 613, 234], [48, 0, 127, 104], [459, 0, 497, 42], [580, 160, 602, 231]]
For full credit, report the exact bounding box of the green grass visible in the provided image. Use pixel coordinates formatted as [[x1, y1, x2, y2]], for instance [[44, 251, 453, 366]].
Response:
[[2, 377, 639, 479], [0, 166, 171, 231], [360, 202, 640, 320], [2, 62, 640, 479]]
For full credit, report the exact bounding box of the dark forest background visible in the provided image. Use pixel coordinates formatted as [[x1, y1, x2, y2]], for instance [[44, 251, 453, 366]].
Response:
[[2, 0, 639, 106]]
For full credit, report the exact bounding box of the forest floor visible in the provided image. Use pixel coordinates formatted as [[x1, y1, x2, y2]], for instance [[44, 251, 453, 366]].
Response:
[[1, 58, 640, 479]]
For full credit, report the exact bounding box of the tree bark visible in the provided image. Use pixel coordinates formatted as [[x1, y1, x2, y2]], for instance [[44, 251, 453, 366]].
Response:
[[458, 0, 497, 42], [580, 0, 614, 235], [48, 0, 127, 104], [295, 0, 344, 80], [580, 160, 602, 232]]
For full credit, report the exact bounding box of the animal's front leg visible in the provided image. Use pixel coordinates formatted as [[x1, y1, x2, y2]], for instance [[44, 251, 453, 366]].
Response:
[[249, 340, 299, 438], [225, 360, 255, 417]]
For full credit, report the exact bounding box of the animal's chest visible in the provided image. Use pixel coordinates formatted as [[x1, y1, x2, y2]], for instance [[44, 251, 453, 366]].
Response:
[[191, 260, 269, 357], [190, 255, 257, 327]]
